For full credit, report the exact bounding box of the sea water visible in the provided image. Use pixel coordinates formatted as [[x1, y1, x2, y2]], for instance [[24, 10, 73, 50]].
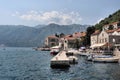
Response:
[[0, 47, 120, 80]]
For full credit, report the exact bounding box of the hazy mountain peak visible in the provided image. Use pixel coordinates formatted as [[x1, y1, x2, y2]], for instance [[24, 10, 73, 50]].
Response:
[[0, 24, 89, 47]]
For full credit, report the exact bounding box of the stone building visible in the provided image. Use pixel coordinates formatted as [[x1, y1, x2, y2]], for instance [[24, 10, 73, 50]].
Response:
[[45, 35, 59, 47], [91, 21, 120, 49]]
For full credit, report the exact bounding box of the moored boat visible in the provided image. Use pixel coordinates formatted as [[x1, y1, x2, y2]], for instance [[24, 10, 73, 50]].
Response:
[[50, 49, 59, 55], [92, 57, 119, 63], [87, 54, 119, 63], [50, 46, 60, 55], [87, 54, 112, 61]]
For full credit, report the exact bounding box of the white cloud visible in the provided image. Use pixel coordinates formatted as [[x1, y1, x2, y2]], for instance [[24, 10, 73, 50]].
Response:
[[11, 11, 19, 16], [12, 11, 82, 25]]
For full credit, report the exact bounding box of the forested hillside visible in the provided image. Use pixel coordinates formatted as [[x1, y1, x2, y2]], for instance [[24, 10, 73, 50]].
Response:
[[95, 9, 120, 30], [84, 9, 120, 46]]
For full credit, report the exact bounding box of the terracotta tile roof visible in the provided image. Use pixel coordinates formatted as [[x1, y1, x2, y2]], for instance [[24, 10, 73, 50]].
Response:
[[63, 34, 76, 40], [80, 32, 86, 37], [64, 34, 73, 38], [106, 29, 116, 33], [103, 21, 120, 27], [73, 32, 86, 37], [66, 37, 76, 40], [116, 28, 120, 32], [48, 35, 58, 38], [92, 30, 100, 35], [105, 28, 120, 33]]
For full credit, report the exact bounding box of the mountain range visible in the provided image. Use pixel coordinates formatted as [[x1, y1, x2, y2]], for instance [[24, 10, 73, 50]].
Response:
[[0, 23, 89, 47]]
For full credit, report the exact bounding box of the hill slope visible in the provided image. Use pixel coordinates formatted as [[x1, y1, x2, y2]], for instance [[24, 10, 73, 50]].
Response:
[[95, 9, 120, 30]]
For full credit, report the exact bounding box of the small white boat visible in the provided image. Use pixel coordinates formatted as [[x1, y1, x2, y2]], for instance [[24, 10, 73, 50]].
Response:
[[79, 47, 86, 53], [50, 46, 60, 55], [92, 57, 119, 63], [50, 49, 59, 55], [87, 54, 119, 63]]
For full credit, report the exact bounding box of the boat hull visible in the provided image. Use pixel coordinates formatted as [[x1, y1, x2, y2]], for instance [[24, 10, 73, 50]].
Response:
[[50, 52, 59, 55], [93, 57, 119, 63]]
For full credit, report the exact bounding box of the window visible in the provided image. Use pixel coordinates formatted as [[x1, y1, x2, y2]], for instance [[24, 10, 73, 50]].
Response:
[[51, 39, 56, 42], [65, 40, 67, 43], [102, 33, 104, 37], [105, 38, 107, 42]]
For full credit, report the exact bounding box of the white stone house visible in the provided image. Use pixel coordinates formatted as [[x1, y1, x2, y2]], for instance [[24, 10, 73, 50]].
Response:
[[90, 30, 100, 48], [45, 35, 59, 47], [98, 30, 109, 44], [63, 35, 76, 50], [91, 21, 120, 49], [103, 22, 120, 31]]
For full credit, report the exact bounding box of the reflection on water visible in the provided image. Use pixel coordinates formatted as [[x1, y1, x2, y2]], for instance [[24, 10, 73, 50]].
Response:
[[0, 47, 120, 80]]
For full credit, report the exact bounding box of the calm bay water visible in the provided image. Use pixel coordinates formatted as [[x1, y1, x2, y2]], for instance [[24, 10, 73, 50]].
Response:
[[0, 47, 120, 80]]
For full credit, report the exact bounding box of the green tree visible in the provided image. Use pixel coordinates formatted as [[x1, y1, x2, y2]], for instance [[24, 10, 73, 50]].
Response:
[[60, 33, 65, 38], [74, 39, 81, 49], [84, 26, 95, 46], [55, 33, 59, 37], [108, 25, 114, 30], [94, 9, 120, 30]]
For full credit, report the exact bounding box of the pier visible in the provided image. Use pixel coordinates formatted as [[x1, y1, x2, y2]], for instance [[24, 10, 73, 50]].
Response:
[[50, 51, 70, 68]]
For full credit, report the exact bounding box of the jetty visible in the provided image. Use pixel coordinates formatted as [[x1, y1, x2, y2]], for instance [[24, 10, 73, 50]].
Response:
[[34, 47, 50, 51], [50, 51, 70, 68]]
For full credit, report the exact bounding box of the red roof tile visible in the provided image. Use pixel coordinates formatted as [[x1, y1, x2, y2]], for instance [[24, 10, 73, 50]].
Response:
[[103, 21, 120, 27], [47, 35, 58, 38], [106, 29, 116, 33], [116, 28, 120, 32], [92, 30, 100, 35], [73, 32, 86, 37]]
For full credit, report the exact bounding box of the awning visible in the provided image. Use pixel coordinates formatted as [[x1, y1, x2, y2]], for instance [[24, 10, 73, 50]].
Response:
[[51, 46, 60, 49], [90, 43, 105, 48], [103, 42, 112, 47]]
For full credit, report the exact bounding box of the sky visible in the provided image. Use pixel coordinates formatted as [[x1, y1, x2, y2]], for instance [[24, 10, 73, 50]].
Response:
[[0, 0, 120, 26]]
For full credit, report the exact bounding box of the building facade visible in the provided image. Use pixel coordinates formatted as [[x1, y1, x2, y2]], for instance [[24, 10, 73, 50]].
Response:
[[63, 32, 86, 50], [45, 35, 59, 47], [91, 21, 120, 49]]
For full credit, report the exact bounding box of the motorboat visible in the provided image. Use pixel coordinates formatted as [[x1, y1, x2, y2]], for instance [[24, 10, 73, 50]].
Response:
[[50, 46, 60, 55], [50, 49, 59, 55], [87, 54, 119, 63], [92, 57, 119, 63]]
